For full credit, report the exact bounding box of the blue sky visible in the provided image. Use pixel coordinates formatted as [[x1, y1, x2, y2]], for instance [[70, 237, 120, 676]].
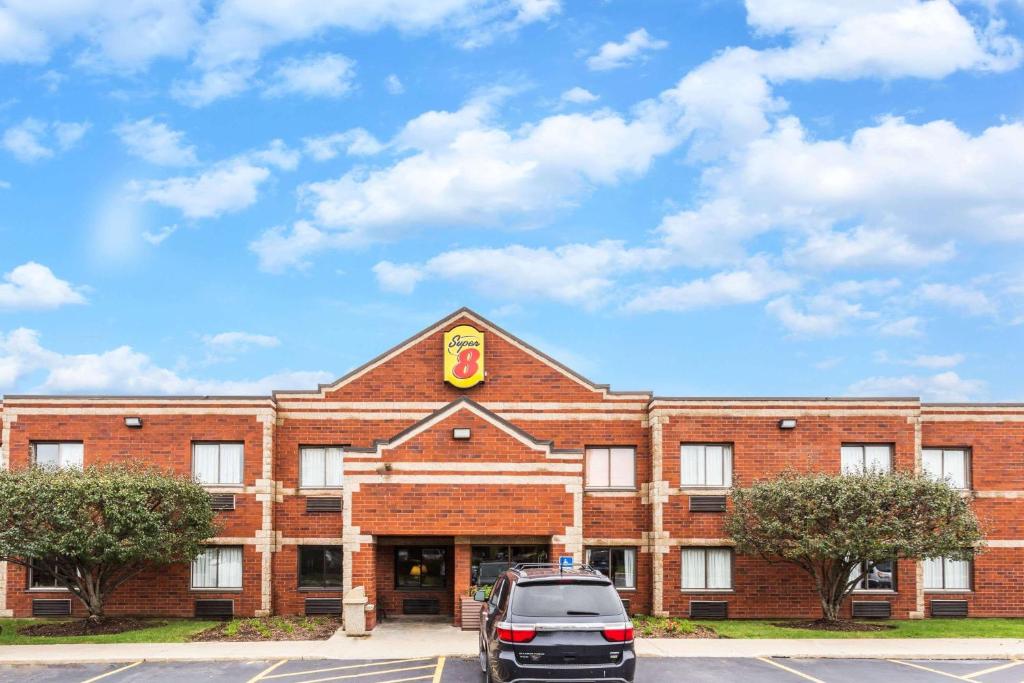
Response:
[[1, 0, 1023, 401]]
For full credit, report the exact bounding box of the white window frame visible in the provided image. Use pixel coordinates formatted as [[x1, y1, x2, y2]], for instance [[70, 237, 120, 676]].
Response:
[[31, 442, 83, 470], [192, 442, 244, 486], [841, 444, 893, 474], [923, 557, 972, 592], [681, 547, 732, 591], [191, 546, 243, 590], [28, 560, 67, 591], [922, 448, 970, 490], [299, 446, 345, 489], [586, 547, 637, 590], [851, 559, 897, 593], [585, 446, 636, 490], [680, 444, 733, 487]]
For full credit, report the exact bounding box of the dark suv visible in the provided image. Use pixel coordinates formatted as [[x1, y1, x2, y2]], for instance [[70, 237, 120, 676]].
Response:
[[477, 563, 635, 682]]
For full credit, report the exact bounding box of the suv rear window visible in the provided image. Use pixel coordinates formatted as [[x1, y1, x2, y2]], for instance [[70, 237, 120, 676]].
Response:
[[510, 581, 624, 617]]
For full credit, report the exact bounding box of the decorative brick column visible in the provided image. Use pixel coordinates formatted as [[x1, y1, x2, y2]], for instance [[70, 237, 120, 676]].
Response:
[[0, 413, 15, 616]]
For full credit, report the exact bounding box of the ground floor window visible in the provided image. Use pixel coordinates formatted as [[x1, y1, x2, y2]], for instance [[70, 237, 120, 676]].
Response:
[[681, 548, 731, 590], [470, 544, 549, 585], [28, 560, 62, 589], [192, 546, 243, 589], [851, 559, 895, 591], [396, 547, 447, 589], [586, 547, 636, 589], [299, 546, 343, 589], [924, 557, 971, 590]]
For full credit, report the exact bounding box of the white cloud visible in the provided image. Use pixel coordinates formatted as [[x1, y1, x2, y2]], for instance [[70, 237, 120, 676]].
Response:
[[247, 139, 301, 171], [0, 262, 86, 310], [876, 316, 924, 337], [115, 117, 198, 166], [909, 353, 965, 369], [263, 53, 356, 99], [142, 224, 179, 245], [0, 328, 330, 395], [586, 28, 668, 71], [203, 331, 281, 351], [303, 129, 384, 161], [560, 87, 599, 104], [766, 293, 874, 336], [848, 371, 985, 402], [385, 74, 405, 95], [2, 118, 89, 162], [249, 221, 346, 273], [132, 159, 271, 220], [917, 283, 997, 316], [627, 260, 798, 313], [373, 261, 426, 295], [787, 227, 955, 269], [0, 180, 10, 189], [171, 66, 254, 107]]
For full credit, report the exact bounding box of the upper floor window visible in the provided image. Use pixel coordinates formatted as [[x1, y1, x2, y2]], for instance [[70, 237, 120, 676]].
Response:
[[300, 446, 344, 488], [922, 448, 969, 489], [681, 548, 732, 590], [851, 559, 895, 591], [923, 557, 971, 591], [191, 546, 243, 589], [31, 442, 83, 470], [585, 447, 635, 489], [841, 444, 892, 474], [193, 442, 243, 486], [681, 444, 733, 487], [587, 547, 636, 589]]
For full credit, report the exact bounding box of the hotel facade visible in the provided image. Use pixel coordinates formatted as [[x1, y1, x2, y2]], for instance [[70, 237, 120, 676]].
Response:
[[0, 308, 1021, 627]]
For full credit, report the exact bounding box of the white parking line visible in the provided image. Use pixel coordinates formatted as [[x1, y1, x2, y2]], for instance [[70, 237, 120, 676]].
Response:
[[755, 657, 826, 683], [248, 660, 289, 683], [964, 660, 1023, 679], [889, 660, 973, 680], [80, 661, 143, 683], [265, 658, 433, 679], [292, 663, 437, 683]]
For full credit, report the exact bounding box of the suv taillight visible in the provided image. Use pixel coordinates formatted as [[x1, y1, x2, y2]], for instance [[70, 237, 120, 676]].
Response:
[[496, 625, 536, 643], [602, 625, 634, 642]]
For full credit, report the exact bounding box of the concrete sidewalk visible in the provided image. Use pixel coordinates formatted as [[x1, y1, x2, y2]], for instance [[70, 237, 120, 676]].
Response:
[[0, 621, 1022, 665]]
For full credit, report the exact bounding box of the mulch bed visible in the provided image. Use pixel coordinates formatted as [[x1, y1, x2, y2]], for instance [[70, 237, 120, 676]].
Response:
[[773, 619, 894, 632], [18, 617, 160, 637], [191, 616, 342, 642]]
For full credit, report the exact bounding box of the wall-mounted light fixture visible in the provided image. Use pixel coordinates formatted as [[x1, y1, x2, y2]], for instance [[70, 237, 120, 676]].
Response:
[[778, 418, 797, 430], [124, 416, 143, 429], [452, 428, 471, 440]]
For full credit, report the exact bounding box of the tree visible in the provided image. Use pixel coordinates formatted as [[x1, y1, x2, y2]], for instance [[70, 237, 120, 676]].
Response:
[[725, 471, 983, 622], [0, 464, 218, 621]]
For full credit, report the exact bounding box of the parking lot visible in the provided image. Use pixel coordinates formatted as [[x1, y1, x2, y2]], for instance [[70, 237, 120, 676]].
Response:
[[1, 656, 1023, 682]]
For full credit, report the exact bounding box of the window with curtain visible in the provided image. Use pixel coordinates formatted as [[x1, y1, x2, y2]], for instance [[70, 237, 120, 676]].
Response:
[[841, 444, 892, 474], [300, 447, 344, 488], [922, 448, 969, 489], [680, 444, 733, 487], [31, 442, 83, 469], [924, 557, 971, 590], [850, 559, 895, 591], [192, 442, 244, 485], [191, 546, 243, 589], [298, 546, 343, 589], [395, 547, 447, 589], [681, 548, 732, 590], [587, 547, 637, 589], [585, 447, 636, 489]]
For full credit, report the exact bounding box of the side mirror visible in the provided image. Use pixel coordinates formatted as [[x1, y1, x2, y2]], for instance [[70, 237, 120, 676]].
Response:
[[474, 589, 488, 602]]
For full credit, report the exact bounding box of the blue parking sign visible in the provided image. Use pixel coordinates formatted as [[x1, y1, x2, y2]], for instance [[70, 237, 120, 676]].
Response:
[[559, 555, 573, 570]]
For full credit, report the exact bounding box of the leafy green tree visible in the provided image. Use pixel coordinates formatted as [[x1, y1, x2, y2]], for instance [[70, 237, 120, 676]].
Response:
[[725, 471, 983, 621], [0, 465, 218, 621]]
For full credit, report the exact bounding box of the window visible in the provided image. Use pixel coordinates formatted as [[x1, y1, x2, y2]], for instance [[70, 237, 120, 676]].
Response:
[[851, 559, 895, 591], [191, 546, 243, 589], [924, 557, 971, 590], [31, 442, 83, 469], [298, 546, 343, 589], [586, 447, 635, 489], [681, 444, 733, 487], [471, 544, 549, 585], [300, 447, 344, 488], [587, 547, 636, 589], [681, 548, 732, 590], [395, 547, 447, 589], [28, 561, 63, 590], [922, 448, 969, 489], [193, 443, 244, 485], [841, 444, 892, 474]]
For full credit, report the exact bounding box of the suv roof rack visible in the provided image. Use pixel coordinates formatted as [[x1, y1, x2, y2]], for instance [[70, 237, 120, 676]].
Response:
[[509, 562, 602, 577]]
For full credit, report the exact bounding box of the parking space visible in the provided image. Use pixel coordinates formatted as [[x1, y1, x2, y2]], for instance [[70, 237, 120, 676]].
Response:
[[1, 656, 1023, 682]]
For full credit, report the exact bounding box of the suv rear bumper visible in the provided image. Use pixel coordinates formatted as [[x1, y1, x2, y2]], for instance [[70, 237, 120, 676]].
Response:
[[493, 649, 636, 683]]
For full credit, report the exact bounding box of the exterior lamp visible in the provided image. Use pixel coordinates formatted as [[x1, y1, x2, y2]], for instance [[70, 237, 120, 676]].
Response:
[[778, 419, 797, 430], [453, 428, 471, 440], [124, 417, 143, 428]]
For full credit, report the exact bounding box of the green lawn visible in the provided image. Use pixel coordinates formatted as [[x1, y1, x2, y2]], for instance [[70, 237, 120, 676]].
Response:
[[634, 616, 1024, 639], [0, 618, 218, 645]]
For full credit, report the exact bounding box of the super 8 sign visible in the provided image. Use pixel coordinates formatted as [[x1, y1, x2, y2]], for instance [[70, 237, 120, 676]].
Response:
[[444, 324, 485, 389]]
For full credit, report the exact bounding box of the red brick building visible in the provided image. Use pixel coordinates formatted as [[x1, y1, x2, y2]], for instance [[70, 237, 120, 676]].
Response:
[[0, 308, 1020, 626]]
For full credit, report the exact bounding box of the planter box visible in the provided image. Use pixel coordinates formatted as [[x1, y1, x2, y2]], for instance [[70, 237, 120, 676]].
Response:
[[461, 597, 484, 631]]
